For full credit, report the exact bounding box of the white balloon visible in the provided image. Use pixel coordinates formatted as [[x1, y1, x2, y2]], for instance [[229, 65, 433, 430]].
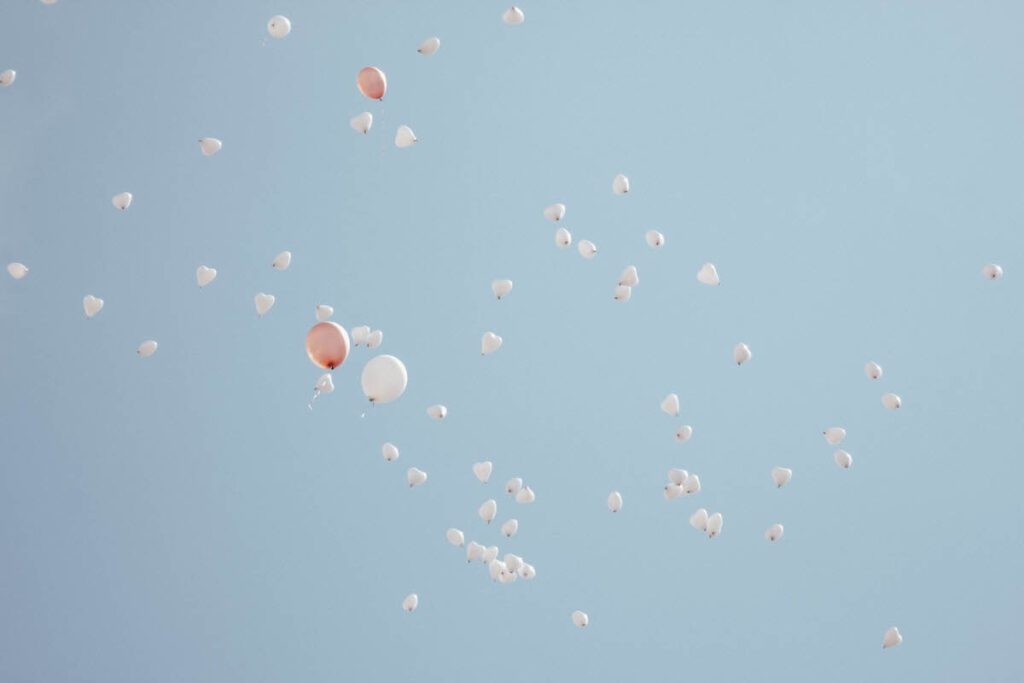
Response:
[[315, 304, 333, 322], [196, 265, 217, 288], [502, 6, 525, 25], [675, 425, 694, 443], [112, 192, 132, 211], [478, 499, 497, 524], [689, 508, 709, 532], [488, 560, 505, 581], [544, 203, 566, 222], [706, 512, 723, 538], [272, 251, 292, 270], [501, 518, 518, 538], [612, 174, 630, 195], [267, 15, 291, 38], [518, 563, 536, 580], [417, 36, 441, 55], [505, 478, 523, 495], [645, 230, 665, 248], [555, 227, 572, 248], [683, 473, 701, 495], [663, 483, 684, 501], [613, 285, 631, 302], [498, 566, 517, 584], [571, 610, 589, 628], [515, 486, 535, 504], [315, 373, 334, 394], [41, 0, 58, 5], [466, 541, 485, 562], [865, 361, 883, 380], [83, 295, 104, 318], [0, 69, 15, 87], [366, 330, 383, 349], [771, 467, 792, 488], [697, 262, 720, 285], [426, 404, 447, 420], [381, 442, 399, 462], [882, 393, 902, 410], [823, 427, 846, 445], [198, 137, 222, 156], [668, 469, 688, 486], [351, 325, 371, 346], [254, 293, 275, 317], [834, 449, 853, 469], [482, 546, 499, 564], [472, 461, 493, 483], [618, 265, 639, 287], [6, 262, 28, 279], [350, 112, 373, 134], [882, 627, 902, 649], [491, 280, 514, 301], [137, 340, 158, 358], [407, 467, 428, 487], [577, 240, 597, 259], [503, 553, 523, 573], [981, 263, 1003, 280], [361, 354, 408, 404], [607, 491, 623, 512], [481, 331, 503, 355], [446, 528, 465, 547], [733, 342, 752, 365], [395, 125, 418, 148], [402, 593, 418, 613], [765, 523, 784, 542]]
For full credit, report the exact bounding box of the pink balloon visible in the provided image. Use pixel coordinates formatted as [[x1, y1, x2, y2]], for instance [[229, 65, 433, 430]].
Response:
[[306, 322, 351, 370], [357, 67, 387, 100]]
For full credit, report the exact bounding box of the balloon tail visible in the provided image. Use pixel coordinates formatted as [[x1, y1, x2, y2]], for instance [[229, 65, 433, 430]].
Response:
[[308, 389, 321, 411]]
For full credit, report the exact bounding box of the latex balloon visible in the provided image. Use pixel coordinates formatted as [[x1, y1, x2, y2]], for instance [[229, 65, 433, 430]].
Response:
[[505, 478, 523, 495], [518, 563, 536, 579], [350, 325, 370, 346], [479, 499, 497, 524], [198, 138, 222, 156], [7, 263, 28, 279], [706, 512, 723, 538], [482, 546, 499, 564], [350, 112, 373, 134], [402, 593, 418, 613], [765, 523, 784, 542], [607, 491, 623, 513], [446, 528, 465, 547], [645, 230, 665, 248], [501, 519, 518, 538], [661, 395, 681, 417], [577, 240, 597, 259], [683, 473, 701, 495], [612, 174, 630, 195], [426, 404, 447, 420], [515, 486, 535, 504], [361, 355, 408, 403], [315, 373, 334, 394], [196, 265, 217, 288], [112, 192, 132, 211], [881, 393, 902, 410], [492, 279, 513, 300], [272, 250, 292, 270], [41, 0, 58, 5], [668, 469, 688, 486], [417, 36, 441, 55], [503, 554, 523, 573], [865, 361, 883, 380], [481, 331, 503, 355], [498, 567, 517, 584], [675, 425, 694, 443], [771, 467, 792, 488], [571, 610, 589, 628], [83, 295, 104, 318], [981, 263, 1003, 280], [834, 449, 853, 469], [555, 227, 572, 248], [613, 285, 631, 301], [137, 340, 158, 358], [0, 70, 15, 87], [823, 427, 846, 445], [544, 203, 566, 222], [357, 67, 387, 100], [381, 442, 399, 462], [733, 342, 752, 365], [663, 484, 684, 501], [488, 560, 505, 581], [395, 125, 418, 148], [697, 262, 720, 285], [466, 541, 484, 562], [366, 330, 383, 349], [267, 15, 291, 38], [502, 6, 525, 25], [689, 508, 709, 532], [882, 627, 902, 649], [315, 304, 333, 322], [619, 266, 639, 287], [473, 461, 493, 483], [306, 322, 349, 369], [407, 467, 427, 487]]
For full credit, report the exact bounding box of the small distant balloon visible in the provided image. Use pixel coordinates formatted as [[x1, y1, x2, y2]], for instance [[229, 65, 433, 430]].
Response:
[[254, 293, 275, 317], [981, 264, 1003, 280], [407, 467, 428, 487], [577, 240, 597, 259], [478, 499, 497, 524], [544, 203, 566, 222], [350, 112, 373, 134], [137, 340, 158, 358], [733, 343, 752, 365], [196, 266, 217, 288], [426, 404, 447, 420], [473, 461, 493, 483], [365, 330, 383, 349], [505, 477, 523, 495], [619, 266, 639, 287], [865, 361, 883, 380], [502, 6, 525, 25], [0, 69, 15, 87], [112, 192, 132, 211], [481, 331, 503, 355], [267, 15, 291, 38], [417, 37, 441, 55], [350, 326, 370, 346], [555, 227, 572, 248], [446, 528, 464, 547], [882, 627, 902, 649], [381, 442, 399, 462], [571, 610, 589, 628], [706, 512, 723, 538], [689, 508, 709, 532], [501, 519, 518, 537], [771, 467, 792, 488], [661, 393, 680, 417], [697, 263, 720, 285], [823, 427, 846, 445], [881, 393, 902, 410], [402, 593, 419, 612], [765, 523, 784, 542], [515, 486, 535, 504], [675, 425, 693, 443], [395, 125, 418, 148], [198, 138, 222, 156], [83, 295, 104, 318], [607, 491, 623, 512], [315, 304, 333, 322], [613, 285, 632, 301], [7, 262, 28, 279], [272, 251, 292, 270], [491, 279, 513, 300], [834, 449, 853, 469], [645, 230, 665, 248], [611, 174, 630, 195]]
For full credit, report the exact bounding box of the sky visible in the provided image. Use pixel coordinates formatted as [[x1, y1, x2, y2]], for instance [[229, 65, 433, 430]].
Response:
[[2, 1, 1023, 681]]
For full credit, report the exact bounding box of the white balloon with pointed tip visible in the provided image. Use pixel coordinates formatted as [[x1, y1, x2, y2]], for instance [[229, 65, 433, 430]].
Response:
[[515, 486, 535, 504], [137, 340, 158, 358], [112, 192, 132, 211], [771, 467, 792, 488], [0, 70, 15, 87], [689, 508, 709, 532], [645, 230, 665, 248], [571, 610, 589, 628], [6, 263, 28, 280], [882, 393, 902, 410], [365, 330, 383, 349], [823, 427, 846, 445], [427, 404, 447, 420], [315, 304, 333, 322], [407, 467, 427, 487], [395, 125, 417, 148], [254, 293, 275, 317], [198, 138, 222, 156], [381, 442, 399, 462], [519, 563, 536, 579], [402, 593, 418, 613], [466, 541, 484, 562], [668, 469, 688, 486], [613, 285, 631, 301], [664, 484, 684, 500], [834, 449, 852, 469], [612, 174, 630, 195], [697, 262, 720, 285], [361, 354, 408, 404], [502, 6, 525, 25], [473, 461, 493, 483], [272, 251, 291, 270], [351, 325, 370, 346], [267, 15, 291, 38], [675, 425, 694, 443], [555, 227, 572, 248], [83, 296, 104, 318], [350, 112, 373, 134], [488, 560, 505, 581], [501, 519, 518, 538], [481, 332, 503, 355], [503, 554, 523, 573], [733, 343, 752, 365], [683, 473, 701, 495], [607, 491, 622, 512], [706, 512, 723, 538], [505, 478, 523, 495], [577, 240, 597, 259], [544, 203, 566, 222], [478, 499, 497, 524], [765, 523, 784, 542], [196, 266, 217, 288], [491, 279, 513, 300], [446, 528, 464, 547], [482, 546, 499, 564], [865, 361, 883, 380], [618, 265, 639, 287], [981, 264, 1003, 280], [882, 627, 902, 649], [417, 36, 441, 55]]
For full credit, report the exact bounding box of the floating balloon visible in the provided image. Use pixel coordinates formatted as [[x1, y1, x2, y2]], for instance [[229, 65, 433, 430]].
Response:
[[834, 449, 852, 469], [350, 112, 373, 134], [515, 486, 535, 504], [706, 512, 723, 538], [254, 293, 275, 317], [198, 138, 222, 156], [771, 467, 792, 488], [7, 262, 28, 279], [407, 467, 427, 487], [481, 331, 503, 355], [555, 227, 572, 248], [196, 266, 217, 288], [504, 554, 523, 573], [446, 528, 464, 547], [675, 425, 694, 443], [612, 174, 630, 195], [544, 203, 566, 222], [357, 67, 387, 100], [577, 240, 597, 259], [502, 6, 525, 25], [272, 251, 292, 270], [765, 523, 784, 542], [519, 563, 536, 579], [664, 484, 684, 500], [607, 491, 623, 512], [315, 304, 333, 322], [41, 0, 58, 4], [613, 285, 631, 301], [417, 36, 441, 55], [381, 442, 399, 462], [645, 230, 665, 248], [733, 342, 752, 365], [473, 461, 493, 483], [112, 192, 132, 211], [361, 355, 408, 403], [668, 469, 688, 486], [571, 610, 589, 628], [267, 15, 291, 38], [683, 473, 701, 495], [881, 393, 902, 410], [350, 325, 370, 346], [0, 70, 15, 87], [479, 499, 497, 524], [882, 627, 902, 649], [660, 394, 681, 416], [981, 264, 1003, 280], [305, 322, 349, 369], [466, 541, 485, 562], [365, 330, 383, 349], [83, 295, 104, 318], [689, 508, 709, 532], [402, 593, 418, 613], [488, 560, 505, 581], [426, 404, 447, 420], [137, 340, 158, 358], [697, 262, 720, 285], [619, 266, 639, 287], [505, 478, 523, 495], [395, 125, 418, 148], [482, 546, 499, 564], [865, 361, 883, 380], [491, 279, 513, 300], [309, 373, 334, 408], [823, 427, 846, 445], [501, 519, 518, 538]]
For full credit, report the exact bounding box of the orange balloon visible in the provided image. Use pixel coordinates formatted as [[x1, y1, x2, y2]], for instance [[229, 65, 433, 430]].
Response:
[[306, 322, 351, 370], [357, 66, 387, 100]]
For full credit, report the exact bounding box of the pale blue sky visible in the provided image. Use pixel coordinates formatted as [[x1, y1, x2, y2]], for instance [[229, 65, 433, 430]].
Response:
[[2, 2, 1022, 682]]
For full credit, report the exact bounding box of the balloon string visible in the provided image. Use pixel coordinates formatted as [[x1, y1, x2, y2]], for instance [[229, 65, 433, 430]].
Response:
[[308, 389, 321, 411]]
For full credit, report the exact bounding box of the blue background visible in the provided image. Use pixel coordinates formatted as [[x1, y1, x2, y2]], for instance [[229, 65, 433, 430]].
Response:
[[2, 2, 1022, 681]]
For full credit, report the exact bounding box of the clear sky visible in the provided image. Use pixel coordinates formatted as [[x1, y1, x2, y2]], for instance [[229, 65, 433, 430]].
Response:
[[2, 2, 1022, 682]]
